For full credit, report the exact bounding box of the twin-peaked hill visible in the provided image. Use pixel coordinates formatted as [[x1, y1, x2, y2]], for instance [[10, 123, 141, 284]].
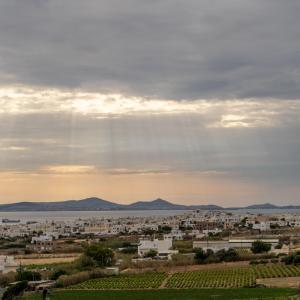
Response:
[[0, 197, 299, 211]]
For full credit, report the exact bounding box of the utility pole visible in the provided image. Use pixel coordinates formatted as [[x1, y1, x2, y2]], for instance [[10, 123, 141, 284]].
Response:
[[206, 222, 209, 251]]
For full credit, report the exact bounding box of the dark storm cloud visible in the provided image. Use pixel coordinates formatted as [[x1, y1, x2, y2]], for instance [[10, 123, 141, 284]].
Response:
[[1, 0, 300, 99]]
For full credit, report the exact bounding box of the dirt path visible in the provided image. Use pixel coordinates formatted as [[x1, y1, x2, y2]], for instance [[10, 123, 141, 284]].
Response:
[[159, 273, 172, 289]]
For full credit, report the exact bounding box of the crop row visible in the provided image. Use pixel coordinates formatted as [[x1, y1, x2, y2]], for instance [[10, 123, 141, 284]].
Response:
[[166, 264, 300, 288], [69, 272, 167, 290], [254, 264, 300, 278], [68, 264, 300, 290], [166, 267, 256, 288]]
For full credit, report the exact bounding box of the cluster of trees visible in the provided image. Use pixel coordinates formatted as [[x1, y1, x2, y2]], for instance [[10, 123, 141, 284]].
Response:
[[16, 267, 41, 282], [2, 281, 28, 300], [194, 248, 239, 264], [251, 241, 271, 254], [50, 269, 67, 280], [76, 244, 114, 270], [282, 251, 300, 265]]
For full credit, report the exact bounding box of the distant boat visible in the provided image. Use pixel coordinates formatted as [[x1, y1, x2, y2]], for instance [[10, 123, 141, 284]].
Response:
[[26, 221, 37, 225], [2, 218, 20, 223]]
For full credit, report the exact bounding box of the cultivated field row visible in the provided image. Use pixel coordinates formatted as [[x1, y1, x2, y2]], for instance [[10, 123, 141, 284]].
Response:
[[68, 264, 300, 289]]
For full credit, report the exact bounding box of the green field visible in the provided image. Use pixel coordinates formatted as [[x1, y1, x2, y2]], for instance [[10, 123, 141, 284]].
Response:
[[25, 289, 298, 300], [61, 264, 300, 290], [69, 272, 167, 289], [167, 264, 300, 288]]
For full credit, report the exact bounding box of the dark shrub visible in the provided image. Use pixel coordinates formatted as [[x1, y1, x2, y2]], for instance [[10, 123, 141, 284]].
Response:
[[251, 241, 271, 254], [50, 269, 67, 280], [2, 281, 28, 300], [16, 270, 41, 281]]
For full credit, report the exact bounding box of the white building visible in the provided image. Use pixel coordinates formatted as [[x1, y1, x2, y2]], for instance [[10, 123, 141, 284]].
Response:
[[252, 222, 271, 231], [138, 237, 178, 259], [164, 229, 184, 240], [31, 233, 54, 243], [31, 234, 54, 252], [203, 228, 222, 236], [193, 239, 279, 252]]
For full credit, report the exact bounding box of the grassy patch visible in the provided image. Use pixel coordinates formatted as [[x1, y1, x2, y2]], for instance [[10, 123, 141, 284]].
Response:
[[25, 288, 298, 300]]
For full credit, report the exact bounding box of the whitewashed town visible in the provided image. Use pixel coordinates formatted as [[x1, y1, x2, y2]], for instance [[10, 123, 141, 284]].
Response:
[[0, 209, 299, 274], [0, 208, 299, 298]]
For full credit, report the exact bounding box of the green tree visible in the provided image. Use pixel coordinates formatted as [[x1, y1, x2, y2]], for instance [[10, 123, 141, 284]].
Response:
[[16, 266, 41, 281], [50, 269, 67, 280], [84, 244, 114, 267], [76, 254, 96, 270], [251, 240, 271, 254], [146, 249, 158, 258], [158, 225, 172, 234], [282, 251, 300, 265], [194, 248, 207, 264]]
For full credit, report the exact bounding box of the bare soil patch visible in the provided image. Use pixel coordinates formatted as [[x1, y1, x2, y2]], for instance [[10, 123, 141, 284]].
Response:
[[256, 277, 300, 288]]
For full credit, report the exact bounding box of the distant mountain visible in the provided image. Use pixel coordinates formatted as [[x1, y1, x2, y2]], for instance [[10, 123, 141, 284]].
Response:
[[0, 198, 299, 211], [0, 197, 124, 211], [126, 198, 187, 210], [245, 203, 278, 209], [228, 203, 300, 210]]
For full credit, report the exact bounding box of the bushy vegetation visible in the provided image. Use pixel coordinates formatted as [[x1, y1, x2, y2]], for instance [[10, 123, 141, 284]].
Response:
[[57, 271, 91, 288], [68, 272, 167, 290], [56, 268, 107, 288], [75, 255, 96, 270], [2, 280, 28, 300], [50, 269, 67, 280], [251, 241, 271, 254], [145, 249, 157, 258], [194, 248, 239, 264], [16, 267, 41, 281], [282, 251, 300, 265], [83, 244, 114, 267]]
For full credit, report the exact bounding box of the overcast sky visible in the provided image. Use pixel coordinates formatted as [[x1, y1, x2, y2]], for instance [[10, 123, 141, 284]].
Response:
[[0, 0, 299, 205]]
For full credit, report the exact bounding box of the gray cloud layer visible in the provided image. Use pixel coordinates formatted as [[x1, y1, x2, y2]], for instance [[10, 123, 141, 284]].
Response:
[[1, 0, 300, 99], [1, 111, 300, 183], [0, 1, 300, 204]]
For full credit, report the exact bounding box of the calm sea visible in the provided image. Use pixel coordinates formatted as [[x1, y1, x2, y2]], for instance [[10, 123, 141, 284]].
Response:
[[0, 209, 299, 223], [0, 210, 189, 223]]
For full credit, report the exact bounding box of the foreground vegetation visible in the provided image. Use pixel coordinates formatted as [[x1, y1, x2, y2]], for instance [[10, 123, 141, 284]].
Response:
[[25, 288, 299, 300]]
